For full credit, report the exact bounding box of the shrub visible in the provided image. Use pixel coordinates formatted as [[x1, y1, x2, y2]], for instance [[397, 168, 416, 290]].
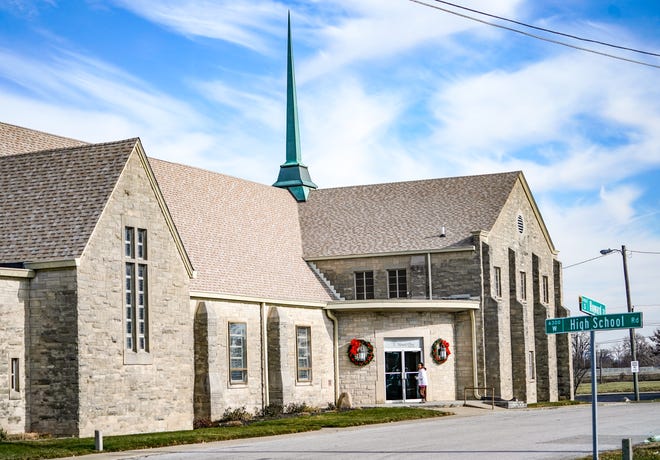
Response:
[[284, 402, 317, 414], [193, 418, 215, 429], [221, 406, 253, 423], [260, 403, 283, 418]]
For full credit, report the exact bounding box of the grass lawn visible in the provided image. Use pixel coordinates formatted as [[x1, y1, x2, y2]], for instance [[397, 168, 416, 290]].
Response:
[[576, 380, 660, 394], [578, 442, 660, 460], [0, 407, 449, 460]]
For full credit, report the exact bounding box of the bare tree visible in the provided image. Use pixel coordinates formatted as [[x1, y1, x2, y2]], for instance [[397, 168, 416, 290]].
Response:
[[651, 328, 660, 356], [622, 332, 656, 366], [610, 342, 627, 367], [572, 332, 591, 390], [596, 347, 614, 368]]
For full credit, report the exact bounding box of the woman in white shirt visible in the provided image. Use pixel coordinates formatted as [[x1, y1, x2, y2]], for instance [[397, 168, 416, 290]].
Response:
[[417, 362, 428, 402]]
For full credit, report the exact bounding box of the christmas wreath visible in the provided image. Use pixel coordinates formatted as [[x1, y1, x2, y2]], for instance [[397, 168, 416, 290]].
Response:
[[348, 338, 374, 366], [431, 338, 451, 364]]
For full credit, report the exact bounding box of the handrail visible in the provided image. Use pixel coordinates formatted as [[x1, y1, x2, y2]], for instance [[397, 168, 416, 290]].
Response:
[[463, 386, 495, 410]]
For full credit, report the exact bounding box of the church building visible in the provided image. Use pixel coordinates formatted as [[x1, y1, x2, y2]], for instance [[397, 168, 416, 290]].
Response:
[[0, 16, 572, 438]]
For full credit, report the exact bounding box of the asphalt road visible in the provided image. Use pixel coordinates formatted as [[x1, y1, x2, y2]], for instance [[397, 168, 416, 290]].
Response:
[[61, 402, 660, 460]]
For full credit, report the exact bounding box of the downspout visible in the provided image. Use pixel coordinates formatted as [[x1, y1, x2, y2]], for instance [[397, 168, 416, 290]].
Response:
[[325, 309, 339, 403], [470, 309, 482, 399], [260, 302, 269, 409], [427, 253, 433, 299]]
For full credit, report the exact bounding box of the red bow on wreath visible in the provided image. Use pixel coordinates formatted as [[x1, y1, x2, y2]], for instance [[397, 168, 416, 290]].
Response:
[[349, 339, 362, 356]]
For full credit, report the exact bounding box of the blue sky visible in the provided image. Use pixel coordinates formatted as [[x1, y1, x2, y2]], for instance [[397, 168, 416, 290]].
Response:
[[1, 0, 659, 347]]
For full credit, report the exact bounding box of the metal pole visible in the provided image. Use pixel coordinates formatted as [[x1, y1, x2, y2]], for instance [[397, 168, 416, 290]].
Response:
[[621, 245, 640, 401], [590, 330, 598, 459]]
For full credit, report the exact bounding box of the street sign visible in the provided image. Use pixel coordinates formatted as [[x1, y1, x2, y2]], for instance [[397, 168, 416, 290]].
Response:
[[631, 361, 639, 373], [545, 312, 643, 334], [579, 295, 606, 316]]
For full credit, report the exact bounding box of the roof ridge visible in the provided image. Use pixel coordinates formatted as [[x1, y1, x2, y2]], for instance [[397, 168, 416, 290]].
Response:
[[0, 121, 89, 145], [310, 170, 522, 192], [2, 137, 139, 159]]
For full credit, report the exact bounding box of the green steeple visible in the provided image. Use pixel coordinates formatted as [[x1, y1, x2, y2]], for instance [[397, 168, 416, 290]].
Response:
[[273, 11, 317, 202]]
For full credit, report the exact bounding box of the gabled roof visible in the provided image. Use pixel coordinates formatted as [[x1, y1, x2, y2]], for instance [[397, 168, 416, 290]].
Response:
[[298, 171, 525, 259], [150, 159, 334, 303], [0, 122, 87, 156], [0, 139, 136, 264]]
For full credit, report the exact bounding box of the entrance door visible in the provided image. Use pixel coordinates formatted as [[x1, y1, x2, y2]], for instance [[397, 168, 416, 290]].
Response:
[[384, 338, 423, 402]]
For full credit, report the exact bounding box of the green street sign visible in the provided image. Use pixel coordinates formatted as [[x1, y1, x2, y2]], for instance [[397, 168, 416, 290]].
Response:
[[545, 312, 643, 334], [579, 295, 606, 316]]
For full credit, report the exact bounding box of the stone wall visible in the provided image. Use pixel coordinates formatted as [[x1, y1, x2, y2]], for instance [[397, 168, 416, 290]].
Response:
[[26, 267, 80, 435], [73, 151, 193, 437], [484, 179, 564, 402], [267, 306, 335, 409], [335, 310, 459, 404], [194, 299, 264, 420], [0, 270, 31, 434], [313, 251, 482, 302]]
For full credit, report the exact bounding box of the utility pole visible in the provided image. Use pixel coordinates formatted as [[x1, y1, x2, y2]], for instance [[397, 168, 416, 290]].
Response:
[[621, 245, 640, 401]]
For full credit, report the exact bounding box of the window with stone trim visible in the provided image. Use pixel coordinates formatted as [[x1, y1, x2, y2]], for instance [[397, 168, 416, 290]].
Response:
[[296, 326, 312, 382], [529, 351, 536, 380], [387, 269, 407, 298], [520, 271, 527, 301], [494, 266, 502, 298], [542, 275, 549, 303], [125, 226, 149, 353], [354, 271, 374, 300], [10, 358, 19, 392], [229, 322, 247, 384]]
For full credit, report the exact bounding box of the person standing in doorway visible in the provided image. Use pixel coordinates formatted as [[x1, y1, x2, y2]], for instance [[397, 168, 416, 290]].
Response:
[[417, 362, 428, 402]]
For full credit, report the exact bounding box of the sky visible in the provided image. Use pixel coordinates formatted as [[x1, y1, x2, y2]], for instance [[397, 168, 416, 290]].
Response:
[[1, 0, 659, 349]]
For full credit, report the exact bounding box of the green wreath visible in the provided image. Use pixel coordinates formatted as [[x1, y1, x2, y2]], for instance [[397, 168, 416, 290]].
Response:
[[431, 338, 451, 364], [348, 338, 374, 366]]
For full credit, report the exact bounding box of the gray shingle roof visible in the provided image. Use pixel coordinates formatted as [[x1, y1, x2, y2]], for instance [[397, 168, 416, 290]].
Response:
[[0, 139, 137, 264], [150, 159, 334, 303], [298, 171, 522, 258], [0, 122, 87, 156]]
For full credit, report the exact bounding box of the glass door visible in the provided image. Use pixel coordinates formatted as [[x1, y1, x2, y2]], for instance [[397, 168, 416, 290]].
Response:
[[384, 338, 423, 402]]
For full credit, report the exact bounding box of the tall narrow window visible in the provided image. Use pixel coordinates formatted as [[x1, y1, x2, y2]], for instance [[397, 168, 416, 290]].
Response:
[[494, 266, 502, 298], [529, 351, 536, 380], [387, 269, 407, 298], [229, 322, 247, 384], [542, 276, 549, 303], [10, 358, 19, 392], [125, 226, 149, 352], [520, 271, 527, 301], [354, 271, 374, 300], [296, 326, 312, 382]]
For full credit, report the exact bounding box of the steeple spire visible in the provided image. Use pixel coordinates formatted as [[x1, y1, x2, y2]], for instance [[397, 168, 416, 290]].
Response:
[[273, 11, 317, 202]]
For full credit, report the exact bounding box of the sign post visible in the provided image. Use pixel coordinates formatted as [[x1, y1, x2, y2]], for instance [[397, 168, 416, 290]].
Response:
[[546, 299, 643, 460], [590, 329, 598, 459]]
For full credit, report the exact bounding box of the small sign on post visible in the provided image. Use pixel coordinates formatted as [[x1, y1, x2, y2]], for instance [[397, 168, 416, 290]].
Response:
[[631, 361, 639, 373], [579, 295, 606, 316]]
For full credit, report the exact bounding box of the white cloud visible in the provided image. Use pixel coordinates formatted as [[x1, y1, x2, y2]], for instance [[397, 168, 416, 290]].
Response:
[[111, 0, 284, 53]]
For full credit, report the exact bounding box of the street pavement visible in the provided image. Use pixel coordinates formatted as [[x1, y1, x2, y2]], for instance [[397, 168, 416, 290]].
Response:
[[57, 401, 660, 460]]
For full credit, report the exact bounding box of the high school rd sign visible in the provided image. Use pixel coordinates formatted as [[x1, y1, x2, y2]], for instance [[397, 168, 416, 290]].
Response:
[[545, 312, 643, 334]]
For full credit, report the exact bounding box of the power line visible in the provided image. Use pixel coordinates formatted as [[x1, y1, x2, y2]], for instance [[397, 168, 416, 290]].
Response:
[[563, 254, 607, 269], [426, 0, 660, 57], [409, 0, 660, 70]]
